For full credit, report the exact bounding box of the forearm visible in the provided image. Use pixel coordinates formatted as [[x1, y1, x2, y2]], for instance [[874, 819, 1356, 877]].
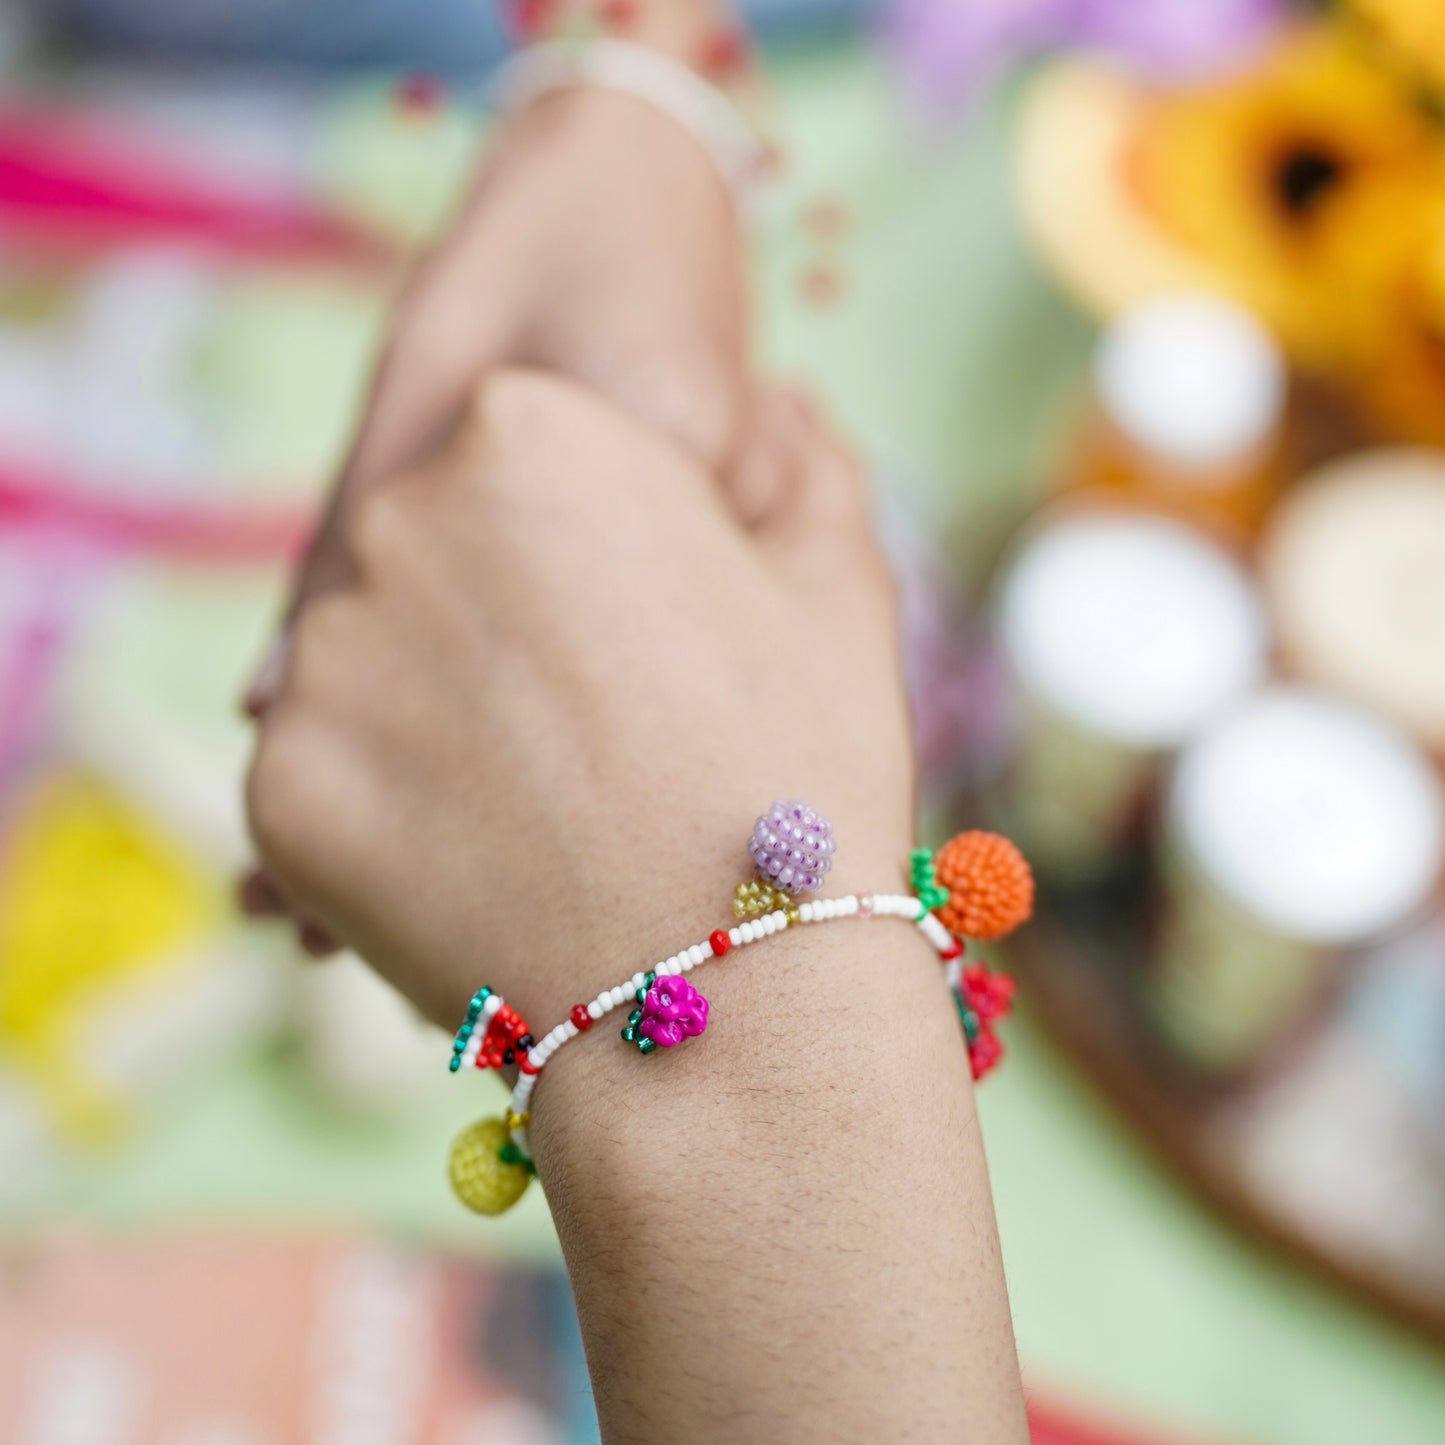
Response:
[[533, 920, 1027, 1443]]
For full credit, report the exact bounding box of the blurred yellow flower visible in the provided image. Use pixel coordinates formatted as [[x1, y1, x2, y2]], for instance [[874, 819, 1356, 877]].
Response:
[[1350, 202, 1445, 444], [1349, 0, 1445, 98], [1136, 29, 1442, 367]]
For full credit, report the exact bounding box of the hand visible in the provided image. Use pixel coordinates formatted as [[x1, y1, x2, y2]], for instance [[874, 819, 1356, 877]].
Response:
[[246, 84, 746, 711], [244, 372, 912, 1028], [240, 83, 748, 944], [243, 377, 1028, 1445]]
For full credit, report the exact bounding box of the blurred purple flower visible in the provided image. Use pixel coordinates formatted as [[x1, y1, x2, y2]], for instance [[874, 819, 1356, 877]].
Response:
[[883, 0, 1287, 115]]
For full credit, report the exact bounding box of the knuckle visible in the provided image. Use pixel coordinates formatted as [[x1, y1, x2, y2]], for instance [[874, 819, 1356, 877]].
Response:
[[350, 484, 416, 576], [245, 717, 362, 892], [821, 461, 876, 544], [286, 595, 363, 693], [617, 346, 741, 468], [245, 720, 315, 874], [466, 366, 580, 443]]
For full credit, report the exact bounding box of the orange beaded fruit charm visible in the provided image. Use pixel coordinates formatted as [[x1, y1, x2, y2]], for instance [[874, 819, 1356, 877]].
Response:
[[934, 831, 1034, 941]]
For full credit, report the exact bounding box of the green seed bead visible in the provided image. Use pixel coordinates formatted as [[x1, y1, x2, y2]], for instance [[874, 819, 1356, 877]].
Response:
[[622, 1025, 638, 1042], [644, 970, 656, 986], [637, 1037, 657, 1055], [448, 1056, 462, 1072]]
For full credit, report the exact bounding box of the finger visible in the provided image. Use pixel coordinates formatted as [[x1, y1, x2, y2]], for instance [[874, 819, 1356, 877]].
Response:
[[737, 384, 875, 558], [570, 334, 746, 477], [447, 366, 743, 531], [721, 384, 807, 530]]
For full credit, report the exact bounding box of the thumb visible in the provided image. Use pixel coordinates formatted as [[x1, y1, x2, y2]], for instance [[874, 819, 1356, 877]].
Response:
[[727, 384, 884, 582]]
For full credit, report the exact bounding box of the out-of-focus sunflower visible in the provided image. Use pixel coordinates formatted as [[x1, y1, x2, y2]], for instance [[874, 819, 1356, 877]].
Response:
[[1348, 0, 1445, 101], [1350, 196, 1445, 443], [1135, 29, 1443, 367]]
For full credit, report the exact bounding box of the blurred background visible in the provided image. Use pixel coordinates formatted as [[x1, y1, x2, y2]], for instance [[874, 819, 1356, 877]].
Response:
[[1, 1, 1444, 1441]]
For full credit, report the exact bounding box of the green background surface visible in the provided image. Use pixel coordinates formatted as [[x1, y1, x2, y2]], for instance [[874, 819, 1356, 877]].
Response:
[[9, 42, 1444, 1445]]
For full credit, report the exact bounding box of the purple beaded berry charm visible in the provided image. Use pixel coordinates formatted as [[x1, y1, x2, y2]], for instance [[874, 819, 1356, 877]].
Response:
[[622, 974, 709, 1054], [749, 800, 835, 895]]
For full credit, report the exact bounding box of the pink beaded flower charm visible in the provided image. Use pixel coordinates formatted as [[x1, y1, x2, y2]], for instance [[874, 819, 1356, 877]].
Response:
[[749, 800, 835, 896], [622, 973, 709, 1054]]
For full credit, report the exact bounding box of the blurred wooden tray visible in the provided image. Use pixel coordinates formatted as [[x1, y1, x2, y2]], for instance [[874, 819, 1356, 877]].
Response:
[[1010, 911, 1445, 1349]]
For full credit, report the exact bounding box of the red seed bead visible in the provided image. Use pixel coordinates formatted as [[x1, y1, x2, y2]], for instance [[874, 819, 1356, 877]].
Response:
[[505, 0, 553, 38], [394, 73, 444, 117], [701, 27, 749, 79], [709, 929, 731, 957], [571, 1004, 593, 1031], [519, 1059, 540, 1075], [941, 939, 964, 961]]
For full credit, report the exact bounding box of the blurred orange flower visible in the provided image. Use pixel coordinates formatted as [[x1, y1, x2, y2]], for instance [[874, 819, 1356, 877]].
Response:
[[1136, 29, 1442, 368]]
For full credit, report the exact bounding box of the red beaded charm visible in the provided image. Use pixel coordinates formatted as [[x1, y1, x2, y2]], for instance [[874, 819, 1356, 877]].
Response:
[[571, 1004, 593, 1031], [709, 929, 731, 957], [954, 964, 1017, 1083], [475, 1003, 532, 1070]]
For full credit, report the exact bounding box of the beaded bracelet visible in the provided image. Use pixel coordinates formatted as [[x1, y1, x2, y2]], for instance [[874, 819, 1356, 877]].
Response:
[[491, 39, 773, 208], [447, 802, 1034, 1215]]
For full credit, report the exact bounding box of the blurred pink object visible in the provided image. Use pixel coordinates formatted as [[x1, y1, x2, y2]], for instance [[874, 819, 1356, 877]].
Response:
[[883, 0, 1285, 115], [0, 101, 389, 264]]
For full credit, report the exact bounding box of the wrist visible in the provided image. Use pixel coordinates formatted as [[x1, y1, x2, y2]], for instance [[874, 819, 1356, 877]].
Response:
[[476, 82, 735, 238], [442, 801, 1031, 1217], [488, 35, 767, 210], [530, 911, 952, 1203], [497, 806, 916, 1035]]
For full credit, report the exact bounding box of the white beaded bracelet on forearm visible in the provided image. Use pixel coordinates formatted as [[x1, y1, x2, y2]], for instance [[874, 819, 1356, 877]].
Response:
[[489, 38, 773, 208], [446, 802, 1034, 1215]]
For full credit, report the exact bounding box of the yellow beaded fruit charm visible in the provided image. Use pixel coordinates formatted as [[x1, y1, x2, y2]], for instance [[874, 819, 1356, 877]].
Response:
[[448, 1115, 533, 1215]]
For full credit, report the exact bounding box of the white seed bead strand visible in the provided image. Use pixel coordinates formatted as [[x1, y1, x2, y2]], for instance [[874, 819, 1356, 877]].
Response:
[[501, 886, 958, 1160], [917, 911, 955, 953]]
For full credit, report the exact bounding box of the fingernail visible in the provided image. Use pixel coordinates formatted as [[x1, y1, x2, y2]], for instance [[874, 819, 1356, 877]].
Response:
[[241, 628, 292, 720]]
